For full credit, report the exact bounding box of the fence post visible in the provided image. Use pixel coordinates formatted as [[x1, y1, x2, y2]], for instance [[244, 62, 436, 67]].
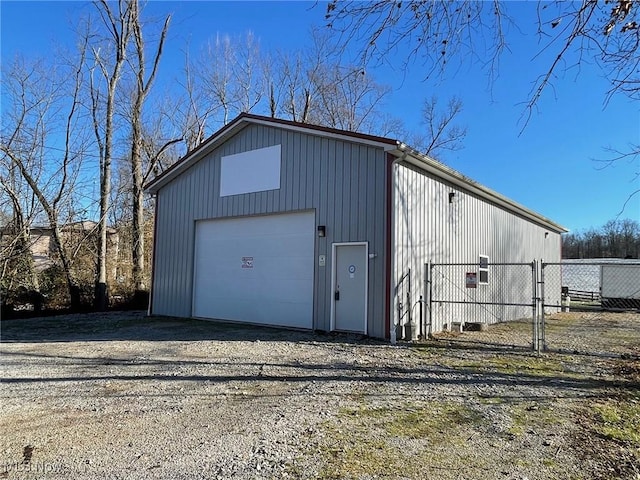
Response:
[[419, 295, 423, 339], [425, 261, 432, 338], [540, 260, 547, 352], [532, 260, 539, 354]]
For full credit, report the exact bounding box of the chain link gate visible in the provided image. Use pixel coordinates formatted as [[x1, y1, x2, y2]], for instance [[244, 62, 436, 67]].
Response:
[[426, 261, 544, 352]]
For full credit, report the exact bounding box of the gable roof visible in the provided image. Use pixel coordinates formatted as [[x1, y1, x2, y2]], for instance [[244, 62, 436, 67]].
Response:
[[145, 113, 567, 233], [145, 113, 397, 194]]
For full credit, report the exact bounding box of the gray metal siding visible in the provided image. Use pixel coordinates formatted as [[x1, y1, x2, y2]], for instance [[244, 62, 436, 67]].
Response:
[[151, 173, 197, 317], [151, 123, 388, 337], [393, 162, 562, 333]]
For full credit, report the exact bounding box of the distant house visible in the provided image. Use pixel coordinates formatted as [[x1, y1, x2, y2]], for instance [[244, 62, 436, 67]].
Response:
[[146, 113, 566, 341], [1, 221, 119, 275]]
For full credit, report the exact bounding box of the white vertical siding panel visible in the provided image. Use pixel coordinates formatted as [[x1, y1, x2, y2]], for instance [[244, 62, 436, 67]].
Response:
[[394, 162, 561, 334]]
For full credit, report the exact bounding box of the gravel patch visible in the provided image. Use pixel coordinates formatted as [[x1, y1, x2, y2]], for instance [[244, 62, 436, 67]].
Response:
[[1, 311, 638, 479]]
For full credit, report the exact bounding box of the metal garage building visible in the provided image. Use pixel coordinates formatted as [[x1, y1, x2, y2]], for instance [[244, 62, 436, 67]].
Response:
[[146, 113, 566, 341]]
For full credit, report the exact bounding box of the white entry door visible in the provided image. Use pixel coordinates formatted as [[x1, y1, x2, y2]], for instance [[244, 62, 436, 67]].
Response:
[[332, 243, 368, 333], [192, 211, 315, 329]]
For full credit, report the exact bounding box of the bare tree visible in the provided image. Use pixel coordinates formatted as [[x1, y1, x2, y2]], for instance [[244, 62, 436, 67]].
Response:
[[308, 65, 391, 132], [562, 218, 640, 258], [0, 161, 38, 298], [178, 47, 213, 151], [326, 1, 508, 82], [263, 30, 394, 134], [280, 29, 339, 124], [601, 218, 640, 258], [233, 31, 264, 114], [89, 0, 134, 310], [0, 72, 39, 296], [271, 51, 314, 123], [531, 1, 640, 104], [180, 24, 460, 157], [127, 1, 170, 293], [1, 47, 89, 307], [139, 97, 184, 181], [326, 1, 639, 106], [413, 96, 467, 159], [326, 0, 639, 195], [189, 32, 266, 129], [198, 34, 236, 125], [262, 52, 285, 118]]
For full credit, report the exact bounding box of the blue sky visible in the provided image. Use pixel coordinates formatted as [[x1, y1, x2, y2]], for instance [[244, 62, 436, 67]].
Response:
[[1, 1, 639, 232]]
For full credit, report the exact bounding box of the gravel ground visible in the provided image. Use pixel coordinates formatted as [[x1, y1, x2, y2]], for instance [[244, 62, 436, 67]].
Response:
[[1, 311, 639, 479]]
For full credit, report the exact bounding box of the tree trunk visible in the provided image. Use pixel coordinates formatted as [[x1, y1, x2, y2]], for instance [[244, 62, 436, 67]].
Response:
[[129, 4, 170, 294], [131, 125, 145, 291], [50, 226, 82, 308], [95, 76, 115, 311], [92, 0, 135, 311], [95, 153, 110, 310]]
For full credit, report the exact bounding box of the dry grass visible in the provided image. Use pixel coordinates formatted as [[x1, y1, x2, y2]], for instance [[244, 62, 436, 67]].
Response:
[[306, 311, 640, 479]]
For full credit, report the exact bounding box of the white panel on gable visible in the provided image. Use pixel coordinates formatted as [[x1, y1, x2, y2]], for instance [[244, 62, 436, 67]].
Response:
[[220, 144, 281, 197]]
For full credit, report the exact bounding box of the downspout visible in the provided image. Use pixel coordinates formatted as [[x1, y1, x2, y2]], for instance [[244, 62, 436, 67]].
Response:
[[387, 144, 409, 345]]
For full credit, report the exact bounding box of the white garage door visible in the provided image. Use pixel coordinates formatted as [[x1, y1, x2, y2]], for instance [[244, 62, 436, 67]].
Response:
[[192, 211, 315, 329]]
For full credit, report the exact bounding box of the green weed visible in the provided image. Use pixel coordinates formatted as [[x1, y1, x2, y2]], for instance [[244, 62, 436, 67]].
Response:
[[313, 401, 487, 478], [507, 402, 562, 437], [593, 397, 640, 445]]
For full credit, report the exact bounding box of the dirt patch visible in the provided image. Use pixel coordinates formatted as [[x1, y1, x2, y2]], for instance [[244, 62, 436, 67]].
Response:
[[1, 311, 639, 479]]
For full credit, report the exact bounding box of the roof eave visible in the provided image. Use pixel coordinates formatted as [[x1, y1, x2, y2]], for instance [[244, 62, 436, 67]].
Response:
[[144, 114, 567, 234], [390, 143, 568, 234], [145, 117, 249, 194]]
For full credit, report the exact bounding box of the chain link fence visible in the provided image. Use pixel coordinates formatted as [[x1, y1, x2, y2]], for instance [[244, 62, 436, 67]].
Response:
[[542, 260, 640, 312], [424, 260, 640, 357], [540, 260, 640, 355]]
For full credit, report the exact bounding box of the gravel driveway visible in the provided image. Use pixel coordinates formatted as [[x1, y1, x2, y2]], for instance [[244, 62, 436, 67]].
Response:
[[1, 311, 639, 479]]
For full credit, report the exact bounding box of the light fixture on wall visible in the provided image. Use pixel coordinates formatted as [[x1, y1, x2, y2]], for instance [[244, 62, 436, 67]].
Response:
[[317, 225, 326, 237], [545, 232, 549, 238], [448, 192, 456, 203]]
